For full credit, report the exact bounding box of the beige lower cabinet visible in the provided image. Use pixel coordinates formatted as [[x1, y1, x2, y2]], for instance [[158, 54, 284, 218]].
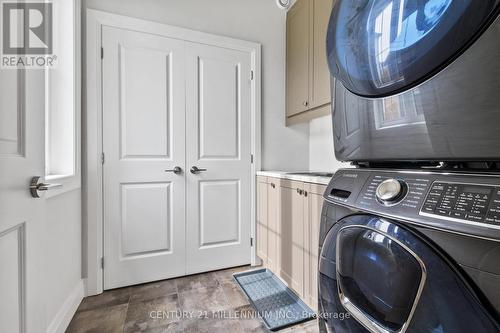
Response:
[[256, 176, 280, 272], [256, 176, 326, 311], [256, 176, 269, 264], [279, 179, 307, 298], [304, 182, 327, 310]]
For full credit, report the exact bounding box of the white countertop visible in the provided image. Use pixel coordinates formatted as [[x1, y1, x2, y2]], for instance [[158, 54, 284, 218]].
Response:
[[256, 171, 333, 185]]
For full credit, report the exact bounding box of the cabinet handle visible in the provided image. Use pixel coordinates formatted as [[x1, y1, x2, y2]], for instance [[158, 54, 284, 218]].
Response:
[[271, 183, 276, 189], [297, 188, 303, 195], [304, 191, 308, 197], [303, 101, 309, 107]]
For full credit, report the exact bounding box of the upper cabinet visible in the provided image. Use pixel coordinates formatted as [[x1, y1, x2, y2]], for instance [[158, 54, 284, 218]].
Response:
[[286, 0, 334, 125]]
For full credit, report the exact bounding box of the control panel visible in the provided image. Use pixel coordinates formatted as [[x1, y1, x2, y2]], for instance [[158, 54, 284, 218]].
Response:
[[324, 169, 500, 240], [420, 182, 500, 225], [358, 174, 430, 210]]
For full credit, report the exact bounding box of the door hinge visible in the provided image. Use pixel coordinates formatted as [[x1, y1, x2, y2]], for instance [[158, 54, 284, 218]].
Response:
[[101, 47, 104, 59], [250, 237, 254, 247], [101, 152, 105, 164], [251, 154, 254, 164], [250, 70, 254, 80], [101, 257, 104, 269]]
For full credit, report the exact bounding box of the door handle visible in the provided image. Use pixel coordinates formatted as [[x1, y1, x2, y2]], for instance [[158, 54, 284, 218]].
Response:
[[30, 176, 62, 198], [190, 166, 207, 174], [165, 166, 182, 174]]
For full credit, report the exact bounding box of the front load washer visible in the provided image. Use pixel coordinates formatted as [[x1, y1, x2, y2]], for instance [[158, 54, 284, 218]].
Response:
[[318, 169, 500, 333]]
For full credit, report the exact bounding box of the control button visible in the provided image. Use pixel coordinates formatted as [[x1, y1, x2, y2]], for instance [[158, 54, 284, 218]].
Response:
[[489, 208, 500, 214], [466, 214, 484, 222], [422, 204, 436, 213], [439, 202, 454, 210], [425, 197, 439, 204], [451, 211, 466, 219], [428, 190, 444, 197], [487, 212, 500, 219], [485, 216, 500, 224], [470, 209, 487, 215], [436, 208, 450, 216], [376, 179, 405, 203]]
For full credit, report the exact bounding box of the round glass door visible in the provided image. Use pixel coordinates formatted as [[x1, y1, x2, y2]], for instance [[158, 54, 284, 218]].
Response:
[[318, 215, 500, 333], [327, 0, 499, 97]]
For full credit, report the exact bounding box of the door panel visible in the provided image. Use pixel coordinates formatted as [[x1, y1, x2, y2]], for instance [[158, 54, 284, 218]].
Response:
[[185, 42, 252, 274], [0, 225, 25, 333], [103, 26, 186, 288], [256, 177, 268, 263], [121, 183, 172, 256], [0, 71, 24, 156], [199, 180, 241, 247], [309, 0, 333, 109], [267, 180, 280, 272], [198, 57, 240, 159], [280, 181, 305, 297], [119, 45, 173, 159], [286, 0, 310, 117]]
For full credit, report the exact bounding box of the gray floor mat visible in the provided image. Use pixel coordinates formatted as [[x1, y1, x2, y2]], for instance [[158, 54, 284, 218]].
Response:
[[233, 268, 315, 331]]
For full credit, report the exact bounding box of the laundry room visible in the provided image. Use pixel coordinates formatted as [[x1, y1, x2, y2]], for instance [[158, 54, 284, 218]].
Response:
[[1, 0, 499, 332]]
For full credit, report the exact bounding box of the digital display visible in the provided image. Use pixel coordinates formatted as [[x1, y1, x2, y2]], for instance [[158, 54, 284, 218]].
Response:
[[462, 186, 491, 195]]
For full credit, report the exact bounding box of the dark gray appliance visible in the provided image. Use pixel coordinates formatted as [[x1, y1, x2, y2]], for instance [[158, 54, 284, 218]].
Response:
[[320, 1, 500, 332], [318, 169, 500, 333], [326, 0, 500, 162]]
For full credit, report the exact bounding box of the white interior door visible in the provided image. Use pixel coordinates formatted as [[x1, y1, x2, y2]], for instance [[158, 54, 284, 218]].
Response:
[[0, 70, 47, 332], [102, 26, 186, 289], [185, 42, 252, 274]]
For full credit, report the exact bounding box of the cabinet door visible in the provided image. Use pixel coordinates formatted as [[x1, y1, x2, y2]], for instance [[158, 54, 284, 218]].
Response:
[[305, 183, 327, 310], [309, 0, 334, 110], [256, 177, 268, 264], [286, 0, 310, 117], [267, 179, 280, 272], [280, 180, 305, 297]]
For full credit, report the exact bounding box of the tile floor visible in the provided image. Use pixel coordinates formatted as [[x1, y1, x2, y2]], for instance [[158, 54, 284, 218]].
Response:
[[67, 266, 320, 333]]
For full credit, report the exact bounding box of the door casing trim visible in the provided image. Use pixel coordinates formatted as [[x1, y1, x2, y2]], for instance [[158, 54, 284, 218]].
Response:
[[85, 9, 261, 296]]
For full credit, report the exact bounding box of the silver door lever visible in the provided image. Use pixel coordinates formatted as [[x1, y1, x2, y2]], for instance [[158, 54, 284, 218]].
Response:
[[190, 166, 207, 174], [30, 176, 62, 198], [165, 166, 182, 174]]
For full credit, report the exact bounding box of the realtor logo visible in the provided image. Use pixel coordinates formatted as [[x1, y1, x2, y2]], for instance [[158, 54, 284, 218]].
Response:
[[1, 1, 56, 68]]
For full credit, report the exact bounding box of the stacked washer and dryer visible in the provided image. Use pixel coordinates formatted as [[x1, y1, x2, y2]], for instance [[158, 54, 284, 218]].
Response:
[[319, 1, 500, 332]]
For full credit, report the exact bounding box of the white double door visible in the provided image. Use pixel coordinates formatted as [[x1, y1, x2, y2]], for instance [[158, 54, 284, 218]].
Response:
[[102, 26, 252, 289]]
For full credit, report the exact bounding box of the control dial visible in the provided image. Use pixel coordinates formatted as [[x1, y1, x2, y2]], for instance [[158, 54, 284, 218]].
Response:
[[376, 179, 406, 203]]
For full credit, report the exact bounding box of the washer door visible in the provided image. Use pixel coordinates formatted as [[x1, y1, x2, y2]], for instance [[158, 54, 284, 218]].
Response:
[[318, 215, 499, 333], [327, 0, 499, 97]]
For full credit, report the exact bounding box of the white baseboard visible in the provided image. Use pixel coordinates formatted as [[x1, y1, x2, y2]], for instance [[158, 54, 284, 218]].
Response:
[[46, 280, 85, 333]]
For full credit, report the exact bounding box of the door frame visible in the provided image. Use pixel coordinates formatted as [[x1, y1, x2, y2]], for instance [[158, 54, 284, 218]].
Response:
[[85, 9, 261, 296]]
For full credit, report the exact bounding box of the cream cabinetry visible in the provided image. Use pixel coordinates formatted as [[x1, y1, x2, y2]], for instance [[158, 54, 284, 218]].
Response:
[[286, 0, 334, 125], [304, 182, 327, 310], [256, 175, 327, 310], [279, 179, 307, 298], [257, 176, 280, 273]]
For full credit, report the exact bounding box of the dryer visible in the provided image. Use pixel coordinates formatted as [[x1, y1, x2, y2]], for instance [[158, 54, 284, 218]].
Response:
[[327, 0, 500, 162]]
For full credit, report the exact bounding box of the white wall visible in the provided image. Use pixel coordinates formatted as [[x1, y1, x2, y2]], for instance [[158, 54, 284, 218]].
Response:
[[83, 0, 309, 171], [309, 115, 348, 171], [45, 191, 82, 326]]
